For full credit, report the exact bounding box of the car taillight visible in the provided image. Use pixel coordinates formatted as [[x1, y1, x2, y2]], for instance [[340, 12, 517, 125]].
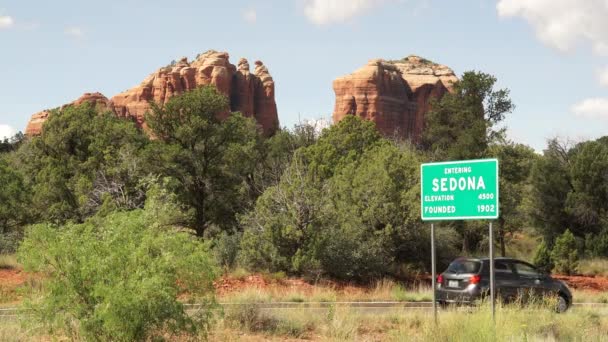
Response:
[[469, 275, 481, 284], [437, 274, 443, 284]]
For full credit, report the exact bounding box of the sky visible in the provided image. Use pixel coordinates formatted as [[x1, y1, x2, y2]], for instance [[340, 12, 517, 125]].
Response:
[[1, 0, 607, 150]]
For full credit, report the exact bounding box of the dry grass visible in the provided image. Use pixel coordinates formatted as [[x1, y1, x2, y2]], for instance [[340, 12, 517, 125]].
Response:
[[218, 278, 432, 304], [0, 255, 19, 270], [572, 289, 608, 303], [213, 303, 608, 341], [578, 258, 608, 277], [3, 302, 608, 341]]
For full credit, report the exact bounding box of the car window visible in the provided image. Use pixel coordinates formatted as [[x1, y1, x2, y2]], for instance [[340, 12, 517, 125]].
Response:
[[446, 260, 481, 274], [512, 262, 540, 278], [494, 260, 514, 275]]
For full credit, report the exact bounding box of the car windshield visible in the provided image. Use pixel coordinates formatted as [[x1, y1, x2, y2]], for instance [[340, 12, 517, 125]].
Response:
[[446, 259, 481, 274]]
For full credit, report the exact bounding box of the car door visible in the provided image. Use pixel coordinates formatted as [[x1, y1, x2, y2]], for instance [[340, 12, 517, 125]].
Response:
[[494, 260, 519, 302], [511, 261, 546, 302]]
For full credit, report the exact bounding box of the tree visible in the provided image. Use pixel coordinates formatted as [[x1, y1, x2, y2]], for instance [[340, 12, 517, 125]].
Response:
[[422, 71, 514, 160], [16, 103, 149, 223], [0, 132, 24, 154], [489, 141, 537, 256], [17, 190, 218, 341], [0, 158, 30, 234], [239, 116, 384, 278], [145, 86, 262, 236], [564, 140, 608, 236], [532, 240, 553, 274], [550, 229, 578, 275]]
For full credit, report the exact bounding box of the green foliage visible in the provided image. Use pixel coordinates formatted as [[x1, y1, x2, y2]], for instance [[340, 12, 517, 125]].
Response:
[[17, 193, 218, 341], [490, 142, 537, 255], [550, 229, 578, 275], [565, 140, 608, 235], [213, 231, 242, 269], [0, 158, 30, 239], [532, 240, 553, 273], [422, 71, 514, 160], [0, 132, 24, 154], [239, 116, 385, 278], [528, 139, 573, 242], [146, 85, 262, 236], [16, 103, 149, 224], [239, 117, 456, 280], [585, 228, 608, 258]]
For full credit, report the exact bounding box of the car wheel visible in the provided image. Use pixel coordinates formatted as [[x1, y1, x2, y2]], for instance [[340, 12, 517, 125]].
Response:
[[556, 295, 569, 313]]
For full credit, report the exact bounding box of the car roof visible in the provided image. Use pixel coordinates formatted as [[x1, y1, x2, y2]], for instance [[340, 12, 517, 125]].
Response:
[[453, 257, 526, 262]]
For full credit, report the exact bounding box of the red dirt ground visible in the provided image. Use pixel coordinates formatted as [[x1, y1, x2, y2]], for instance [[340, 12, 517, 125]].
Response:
[[0, 269, 26, 286], [553, 275, 608, 291]]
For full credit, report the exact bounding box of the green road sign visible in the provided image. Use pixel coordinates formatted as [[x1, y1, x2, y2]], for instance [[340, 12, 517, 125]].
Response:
[[420, 159, 499, 221]]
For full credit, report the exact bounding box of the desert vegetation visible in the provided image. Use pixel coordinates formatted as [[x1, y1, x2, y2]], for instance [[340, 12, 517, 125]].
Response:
[[2, 71, 608, 339]]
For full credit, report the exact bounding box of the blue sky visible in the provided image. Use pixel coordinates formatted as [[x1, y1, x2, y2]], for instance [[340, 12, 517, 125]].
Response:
[[1, 0, 607, 150]]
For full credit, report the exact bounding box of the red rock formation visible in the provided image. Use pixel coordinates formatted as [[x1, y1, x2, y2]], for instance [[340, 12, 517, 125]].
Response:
[[253, 61, 279, 136], [333, 55, 457, 142], [25, 92, 113, 135], [25, 50, 279, 136]]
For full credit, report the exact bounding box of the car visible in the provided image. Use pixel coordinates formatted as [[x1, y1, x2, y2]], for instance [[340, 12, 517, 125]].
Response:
[[435, 257, 572, 312]]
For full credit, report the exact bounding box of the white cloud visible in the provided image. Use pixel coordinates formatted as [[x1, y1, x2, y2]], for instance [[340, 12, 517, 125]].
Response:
[[0, 15, 14, 29], [497, 0, 608, 55], [0, 124, 16, 140], [572, 98, 608, 120], [243, 8, 257, 24], [597, 66, 608, 87], [64, 26, 85, 38], [303, 0, 388, 25]]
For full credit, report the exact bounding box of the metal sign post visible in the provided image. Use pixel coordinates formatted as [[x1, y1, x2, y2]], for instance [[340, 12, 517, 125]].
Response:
[[489, 222, 495, 321], [431, 223, 437, 325], [420, 159, 499, 325]]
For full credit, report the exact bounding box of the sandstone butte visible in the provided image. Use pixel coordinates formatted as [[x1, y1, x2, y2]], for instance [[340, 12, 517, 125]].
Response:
[[332, 55, 458, 142], [25, 50, 279, 136]]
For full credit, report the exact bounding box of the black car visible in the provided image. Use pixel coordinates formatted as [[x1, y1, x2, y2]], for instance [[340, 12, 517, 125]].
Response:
[[435, 257, 572, 312]]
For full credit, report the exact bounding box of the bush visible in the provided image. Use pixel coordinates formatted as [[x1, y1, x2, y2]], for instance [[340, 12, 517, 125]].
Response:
[[213, 231, 241, 269], [551, 229, 579, 275], [585, 229, 608, 257], [0, 231, 23, 254], [18, 205, 218, 341], [532, 240, 554, 273]]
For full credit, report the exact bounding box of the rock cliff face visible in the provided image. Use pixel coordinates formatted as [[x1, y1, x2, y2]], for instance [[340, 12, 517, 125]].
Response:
[[26, 50, 279, 136], [25, 92, 113, 135], [333, 55, 457, 141]]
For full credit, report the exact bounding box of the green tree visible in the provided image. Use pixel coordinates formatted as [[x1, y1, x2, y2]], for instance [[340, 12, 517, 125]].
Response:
[[16, 103, 149, 223], [0, 158, 30, 234], [565, 140, 608, 236], [146, 86, 262, 236], [550, 229, 578, 275], [17, 191, 218, 341], [422, 71, 514, 160], [528, 139, 574, 242], [239, 116, 383, 278], [532, 240, 553, 273], [489, 141, 537, 256]]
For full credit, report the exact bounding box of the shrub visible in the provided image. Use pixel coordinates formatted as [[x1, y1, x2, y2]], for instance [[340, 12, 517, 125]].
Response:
[[213, 231, 241, 269], [532, 240, 554, 273], [585, 229, 608, 257], [18, 206, 218, 341], [0, 231, 23, 254], [551, 229, 579, 275]]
